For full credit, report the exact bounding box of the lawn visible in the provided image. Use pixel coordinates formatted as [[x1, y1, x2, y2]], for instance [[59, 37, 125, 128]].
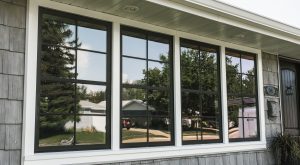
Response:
[[39, 132, 105, 146], [39, 130, 166, 146]]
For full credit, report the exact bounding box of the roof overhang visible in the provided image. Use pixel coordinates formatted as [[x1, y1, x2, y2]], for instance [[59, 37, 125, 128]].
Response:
[[51, 0, 300, 59]]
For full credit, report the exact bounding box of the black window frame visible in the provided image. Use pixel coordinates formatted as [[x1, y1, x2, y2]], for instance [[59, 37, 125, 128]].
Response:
[[180, 38, 223, 145], [35, 7, 112, 152], [225, 48, 260, 142], [120, 26, 175, 148]]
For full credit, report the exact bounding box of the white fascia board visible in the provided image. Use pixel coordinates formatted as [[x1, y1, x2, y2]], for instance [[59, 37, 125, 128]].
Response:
[[146, 0, 300, 45]]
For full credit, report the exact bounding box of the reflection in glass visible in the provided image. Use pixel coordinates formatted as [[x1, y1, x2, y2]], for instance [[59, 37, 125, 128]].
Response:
[[41, 46, 75, 79], [122, 35, 146, 58], [181, 66, 200, 90], [42, 14, 76, 47], [149, 117, 171, 142], [201, 71, 218, 92], [148, 61, 169, 87], [148, 90, 170, 116], [180, 47, 199, 67], [243, 118, 257, 138], [78, 25, 106, 52], [121, 88, 147, 116], [77, 84, 106, 109], [228, 117, 243, 139], [242, 75, 256, 96], [202, 94, 219, 117], [226, 53, 241, 73], [242, 100, 257, 118], [226, 73, 241, 95], [75, 116, 106, 145], [201, 118, 220, 140], [122, 117, 147, 143], [182, 116, 198, 141], [227, 97, 243, 118], [39, 115, 74, 147], [181, 92, 200, 116], [40, 81, 75, 114], [199, 51, 217, 71], [241, 55, 255, 75], [77, 51, 106, 82], [122, 57, 146, 84], [148, 40, 169, 61]]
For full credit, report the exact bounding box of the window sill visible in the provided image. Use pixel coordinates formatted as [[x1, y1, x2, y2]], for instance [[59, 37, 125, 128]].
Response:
[[24, 141, 266, 165]]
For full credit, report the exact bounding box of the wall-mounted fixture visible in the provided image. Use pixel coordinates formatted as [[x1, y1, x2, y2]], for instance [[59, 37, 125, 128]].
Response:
[[267, 99, 279, 120], [264, 85, 279, 97]]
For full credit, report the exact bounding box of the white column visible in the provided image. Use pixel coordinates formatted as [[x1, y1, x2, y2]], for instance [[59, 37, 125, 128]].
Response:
[[174, 35, 182, 147], [220, 46, 229, 144], [257, 51, 266, 143], [111, 22, 121, 150]]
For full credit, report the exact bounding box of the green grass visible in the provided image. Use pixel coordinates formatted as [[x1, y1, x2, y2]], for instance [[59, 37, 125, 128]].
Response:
[[40, 130, 166, 146], [39, 132, 105, 146], [122, 130, 166, 140]]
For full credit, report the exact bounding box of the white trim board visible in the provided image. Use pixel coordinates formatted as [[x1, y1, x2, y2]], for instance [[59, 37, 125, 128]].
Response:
[[23, 0, 267, 164]]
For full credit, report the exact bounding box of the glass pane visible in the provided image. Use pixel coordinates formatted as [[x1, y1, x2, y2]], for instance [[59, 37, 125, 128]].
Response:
[[228, 117, 244, 139], [75, 115, 106, 145], [121, 88, 147, 116], [226, 52, 241, 73], [181, 66, 200, 90], [41, 45, 75, 79], [201, 118, 220, 140], [180, 46, 199, 67], [227, 96, 243, 118], [41, 14, 76, 47], [199, 50, 217, 72], [77, 51, 106, 82], [243, 118, 258, 138], [182, 116, 199, 141], [200, 70, 218, 92], [148, 90, 170, 116], [148, 61, 170, 87], [181, 92, 200, 116], [148, 40, 169, 61], [242, 75, 256, 97], [77, 84, 106, 114], [227, 72, 241, 95], [202, 94, 219, 117], [77, 23, 107, 52], [40, 81, 75, 114], [122, 35, 146, 58], [242, 99, 257, 117], [241, 54, 255, 75], [39, 115, 74, 147], [122, 57, 146, 85], [149, 117, 171, 142], [122, 117, 147, 143]]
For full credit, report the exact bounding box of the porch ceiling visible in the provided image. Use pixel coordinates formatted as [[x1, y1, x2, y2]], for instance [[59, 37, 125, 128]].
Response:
[[51, 0, 300, 59]]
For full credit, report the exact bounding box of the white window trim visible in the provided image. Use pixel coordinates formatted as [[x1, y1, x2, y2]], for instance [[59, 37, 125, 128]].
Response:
[[22, 0, 266, 164]]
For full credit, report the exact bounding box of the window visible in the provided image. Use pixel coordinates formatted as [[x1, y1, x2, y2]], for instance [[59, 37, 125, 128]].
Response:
[[226, 49, 259, 141], [180, 39, 222, 144], [120, 26, 174, 147], [35, 8, 111, 152]]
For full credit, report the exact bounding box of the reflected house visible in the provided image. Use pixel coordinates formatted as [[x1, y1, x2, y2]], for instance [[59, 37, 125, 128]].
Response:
[[65, 100, 107, 132], [228, 97, 257, 138], [65, 99, 156, 132]]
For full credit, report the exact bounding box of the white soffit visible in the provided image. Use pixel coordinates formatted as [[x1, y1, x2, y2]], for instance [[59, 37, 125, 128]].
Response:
[[51, 0, 300, 59]]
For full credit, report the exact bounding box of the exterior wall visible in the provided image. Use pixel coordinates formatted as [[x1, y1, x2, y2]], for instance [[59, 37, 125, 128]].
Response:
[[104, 52, 281, 165], [0, 0, 26, 165]]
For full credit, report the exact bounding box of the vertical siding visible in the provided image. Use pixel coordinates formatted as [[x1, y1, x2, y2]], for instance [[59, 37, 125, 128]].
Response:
[[0, 0, 26, 165]]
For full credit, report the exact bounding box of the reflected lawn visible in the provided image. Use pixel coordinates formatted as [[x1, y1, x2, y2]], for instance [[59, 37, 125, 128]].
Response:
[[122, 129, 166, 140], [39, 132, 106, 146]]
